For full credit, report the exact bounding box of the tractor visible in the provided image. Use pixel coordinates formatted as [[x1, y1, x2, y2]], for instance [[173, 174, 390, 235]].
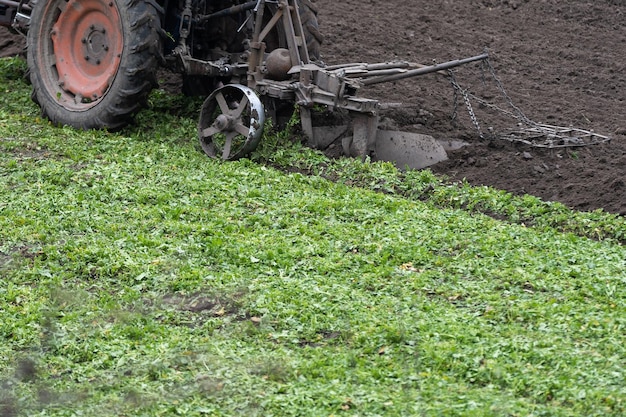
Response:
[[1, 0, 489, 167]]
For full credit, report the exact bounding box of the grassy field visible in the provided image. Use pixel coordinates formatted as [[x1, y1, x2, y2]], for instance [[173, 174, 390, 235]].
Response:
[[1, 57, 625, 416]]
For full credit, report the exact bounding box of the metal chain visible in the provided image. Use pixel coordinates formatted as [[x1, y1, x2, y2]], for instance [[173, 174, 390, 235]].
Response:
[[464, 91, 521, 120], [448, 70, 484, 139], [483, 58, 535, 127], [450, 75, 459, 124], [446, 57, 611, 148]]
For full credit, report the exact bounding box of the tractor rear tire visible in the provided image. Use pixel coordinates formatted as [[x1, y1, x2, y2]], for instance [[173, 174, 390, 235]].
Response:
[[27, 0, 162, 130], [298, 0, 323, 61]]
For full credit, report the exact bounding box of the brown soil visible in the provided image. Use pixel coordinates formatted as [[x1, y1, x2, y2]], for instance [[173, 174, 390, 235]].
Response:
[[2, 0, 624, 214], [317, 0, 626, 215], [0, 27, 24, 58]]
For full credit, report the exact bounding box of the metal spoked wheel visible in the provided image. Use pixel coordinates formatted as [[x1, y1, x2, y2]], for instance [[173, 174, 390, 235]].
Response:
[[198, 84, 265, 160]]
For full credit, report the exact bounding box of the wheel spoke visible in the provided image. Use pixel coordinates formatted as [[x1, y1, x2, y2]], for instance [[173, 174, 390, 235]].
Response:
[[231, 94, 249, 119], [215, 92, 229, 115], [201, 125, 220, 138], [221, 132, 236, 160], [235, 123, 250, 137]]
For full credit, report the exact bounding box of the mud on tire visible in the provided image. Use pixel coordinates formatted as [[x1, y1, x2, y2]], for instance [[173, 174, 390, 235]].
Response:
[[27, 0, 162, 130]]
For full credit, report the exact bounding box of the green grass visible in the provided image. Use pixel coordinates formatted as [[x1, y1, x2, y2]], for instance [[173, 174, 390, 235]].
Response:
[[1, 57, 625, 416]]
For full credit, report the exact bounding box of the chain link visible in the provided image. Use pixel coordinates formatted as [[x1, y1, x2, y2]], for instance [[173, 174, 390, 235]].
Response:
[[450, 75, 459, 124], [448, 70, 484, 139]]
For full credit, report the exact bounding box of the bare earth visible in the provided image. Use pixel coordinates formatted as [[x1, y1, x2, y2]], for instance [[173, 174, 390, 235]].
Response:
[[2, 0, 625, 214]]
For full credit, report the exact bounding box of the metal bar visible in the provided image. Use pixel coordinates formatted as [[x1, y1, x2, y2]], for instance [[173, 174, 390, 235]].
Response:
[[280, 0, 302, 65], [247, 0, 267, 88], [289, 0, 310, 64], [324, 63, 367, 71], [328, 62, 413, 72], [198, 1, 256, 22], [0, 0, 31, 11], [362, 53, 489, 86], [257, 7, 282, 44], [341, 68, 410, 78]]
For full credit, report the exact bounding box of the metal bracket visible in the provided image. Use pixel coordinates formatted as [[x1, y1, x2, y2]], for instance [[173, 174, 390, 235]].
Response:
[[343, 112, 379, 159]]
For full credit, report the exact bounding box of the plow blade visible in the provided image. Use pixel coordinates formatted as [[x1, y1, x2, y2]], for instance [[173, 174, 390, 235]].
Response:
[[314, 125, 449, 170], [373, 130, 448, 170]]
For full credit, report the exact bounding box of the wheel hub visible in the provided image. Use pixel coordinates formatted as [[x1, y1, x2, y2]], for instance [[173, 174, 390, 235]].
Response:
[[214, 114, 234, 131], [51, 0, 123, 102], [84, 26, 108, 60]]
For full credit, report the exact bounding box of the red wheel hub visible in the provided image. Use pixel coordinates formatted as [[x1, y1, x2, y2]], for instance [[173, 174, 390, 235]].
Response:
[[51, 0, 123, 102]]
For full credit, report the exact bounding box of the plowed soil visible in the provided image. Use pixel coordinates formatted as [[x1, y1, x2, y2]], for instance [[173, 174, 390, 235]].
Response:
[[0, 26, 23, 57], [2, 0, 624, 214]]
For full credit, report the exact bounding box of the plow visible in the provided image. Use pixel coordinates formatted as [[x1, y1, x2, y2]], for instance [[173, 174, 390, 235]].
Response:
[[0, 0, 610, 169]]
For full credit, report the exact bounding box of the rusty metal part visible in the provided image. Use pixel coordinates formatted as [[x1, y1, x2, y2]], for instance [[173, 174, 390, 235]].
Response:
[[50, 0, 124, 104], [241, 0, 489, 163], [265, 48, 292, 80], [343, 112, 379, 159], [198, 84, 265, 160]]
